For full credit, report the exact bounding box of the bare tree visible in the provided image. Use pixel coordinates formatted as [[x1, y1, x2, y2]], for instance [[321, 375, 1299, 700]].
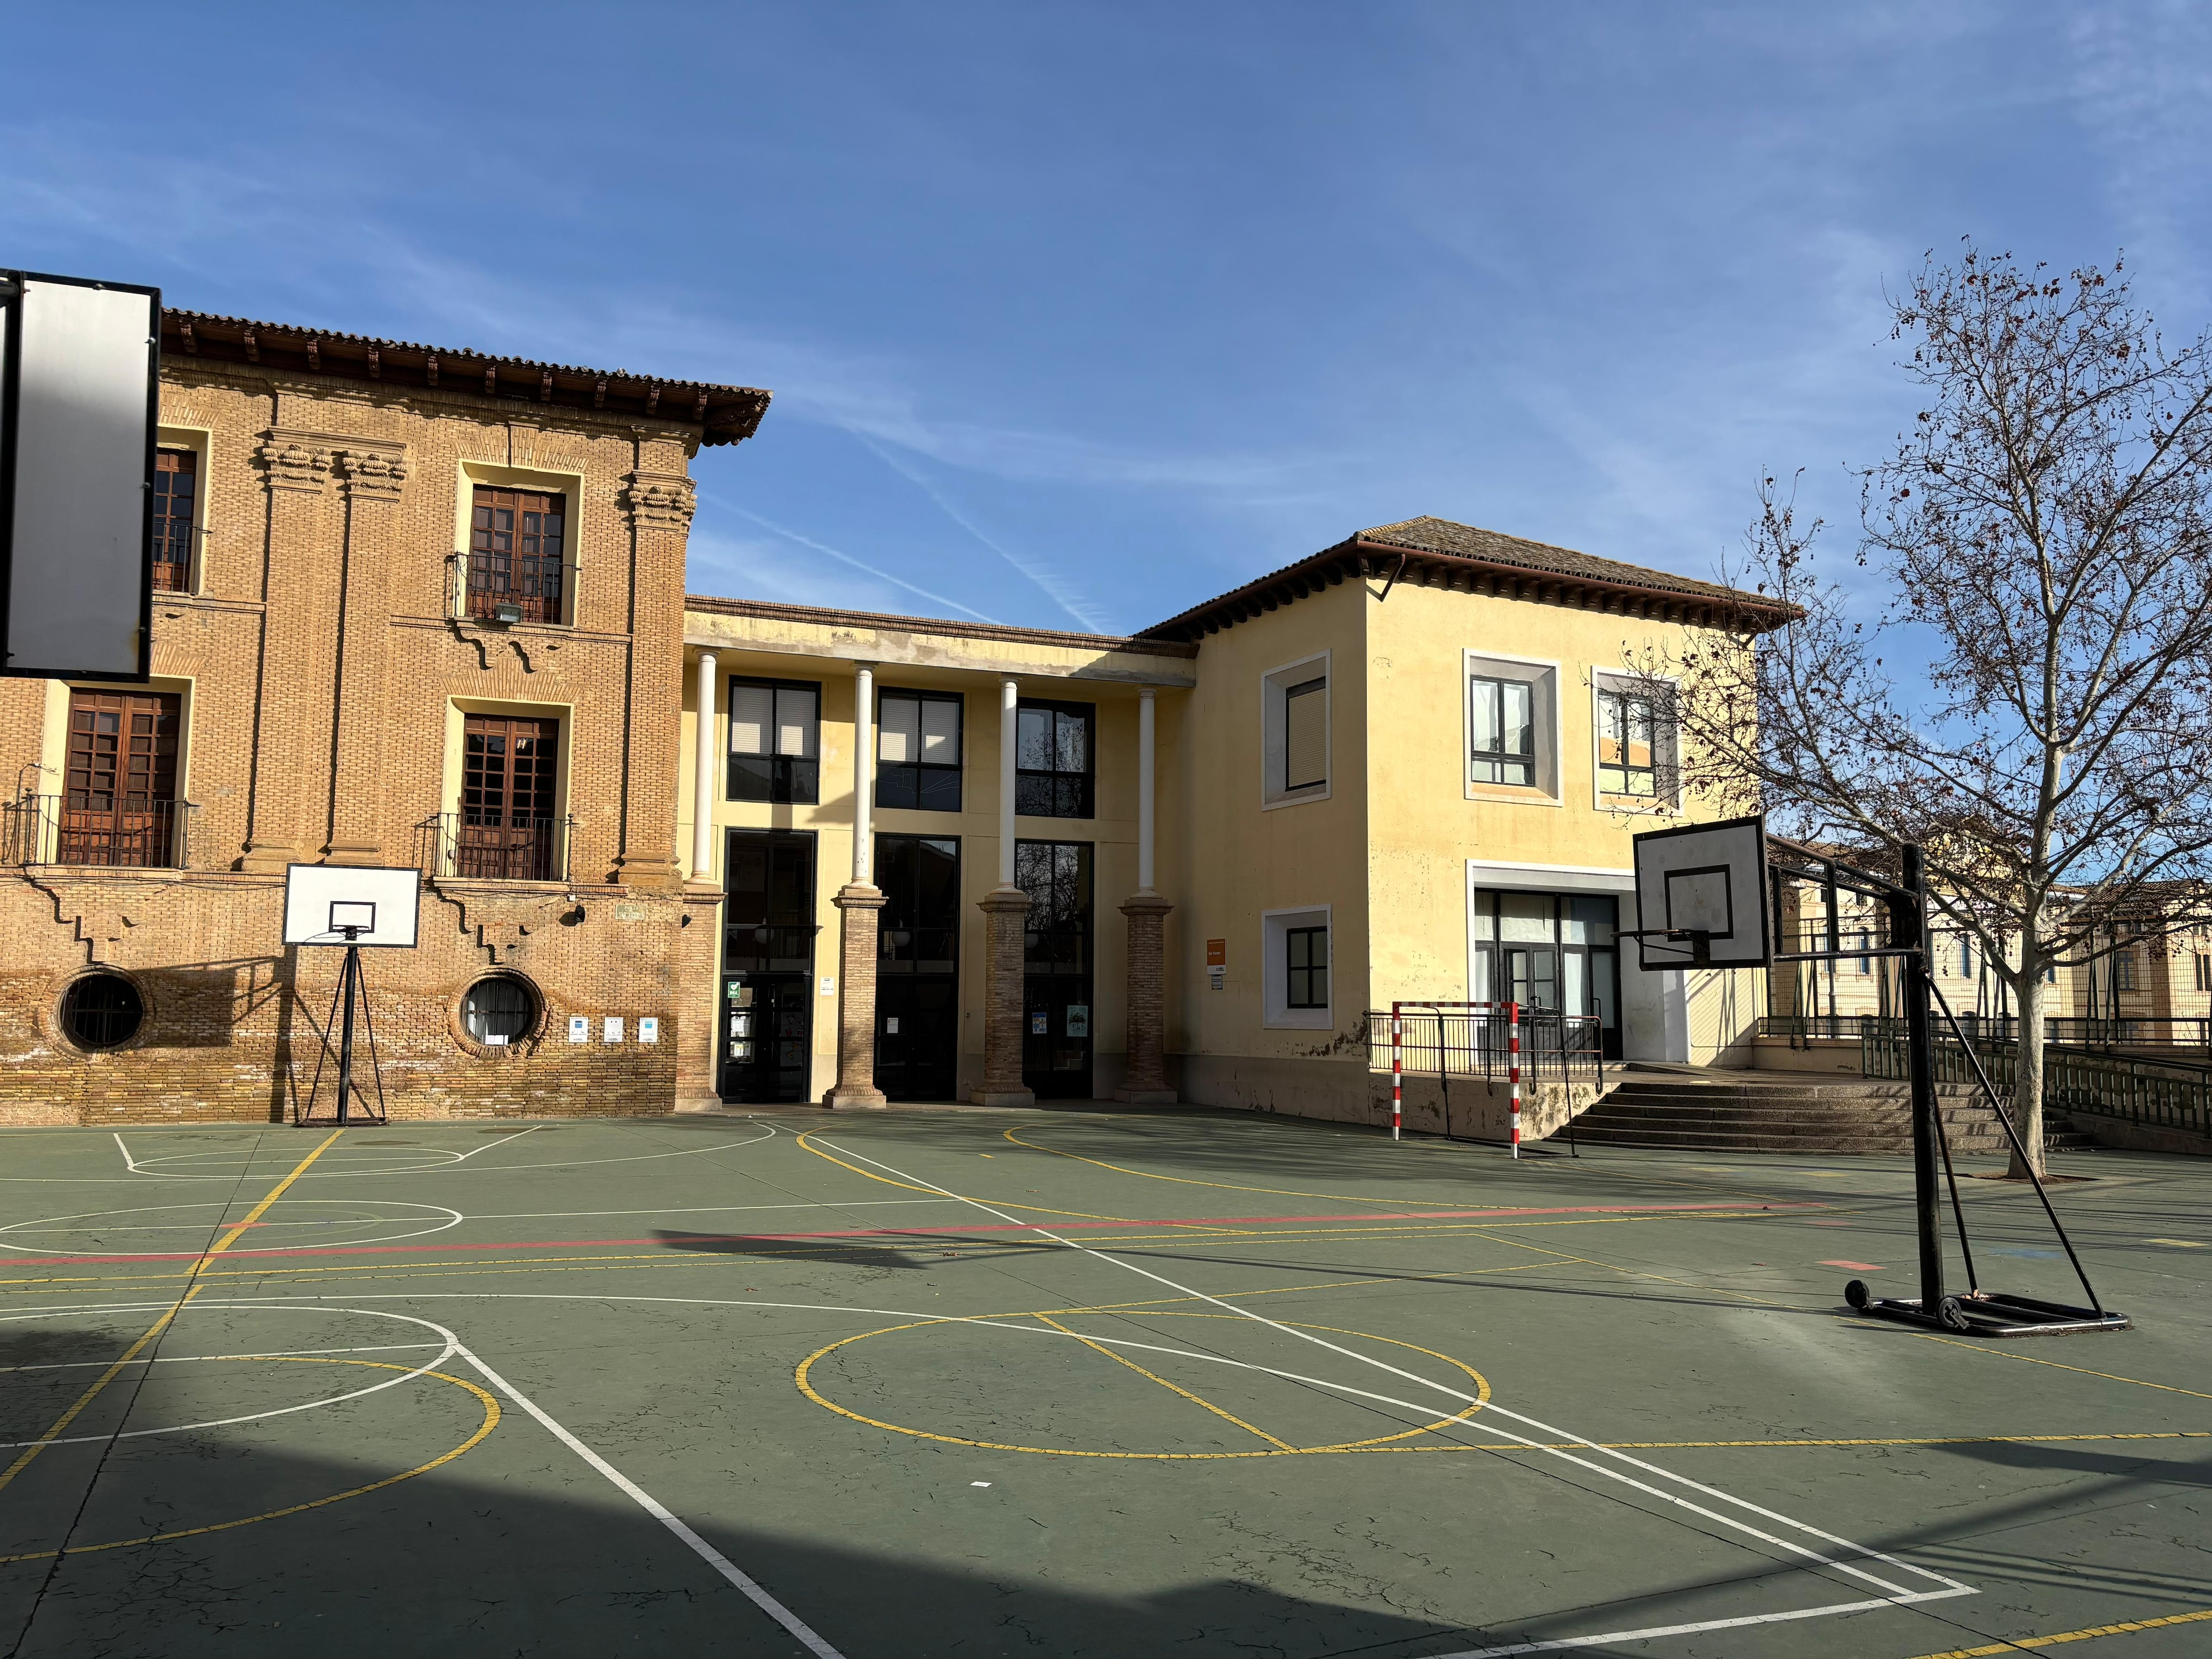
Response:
[[1647, 244, 2212, 1176]]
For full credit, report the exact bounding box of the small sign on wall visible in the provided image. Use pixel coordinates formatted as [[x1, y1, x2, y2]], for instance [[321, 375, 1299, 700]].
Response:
[[820, 976, 837, 997], [638, 1017, 659, 1044], [603, 1016, 625, 1044], [568, 1015, 589, 1043], [1067, 1005, 1089, 1038], [1207, 938, 1227, 992], [1030, 1012, 1048, 1035]]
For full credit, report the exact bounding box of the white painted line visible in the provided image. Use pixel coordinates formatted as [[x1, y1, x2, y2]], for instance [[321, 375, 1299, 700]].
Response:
[[464, 1198, 963, 1222], [113, 1133, 141, 1174], [0, 1340, 442, 1374], [450, 1125, 546, 1162], [457, 1344, 844, 1659], [814, 1138, 1971, 1637], [1429, 1590, 1972, 1659]]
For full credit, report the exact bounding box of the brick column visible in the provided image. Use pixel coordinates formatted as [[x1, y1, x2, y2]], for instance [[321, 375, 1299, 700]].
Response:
[[326, 442, 408, 865], [824, 883, 887, 1107], [614, 464, 694, 890], [973, 887, 1035, 1106], [675, 878, 726, 1109], [241, 432, 338, 872], [1116, 894, 1175, 1102]]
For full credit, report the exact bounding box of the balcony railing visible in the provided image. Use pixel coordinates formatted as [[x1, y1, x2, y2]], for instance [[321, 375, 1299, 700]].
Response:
[[1760, 1011, 2212, 1052], [457, 549, 567, 624], [3, 797, 194, 869], [1861, 1018, 2212, 1140], [415, 813, 572, 883]]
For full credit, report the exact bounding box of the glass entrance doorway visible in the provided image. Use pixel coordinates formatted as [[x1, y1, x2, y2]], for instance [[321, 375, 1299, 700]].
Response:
[[875, 834, 960, 1100], [1018, 840, 1093, 1099], [1471, 888, 1622, 1060], [720, 830, 818, 1103]]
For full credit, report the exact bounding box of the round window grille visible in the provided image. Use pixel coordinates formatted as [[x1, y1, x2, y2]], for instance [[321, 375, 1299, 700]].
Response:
[[61, 974, 144, 1052], [461, 975, 538, 1048]]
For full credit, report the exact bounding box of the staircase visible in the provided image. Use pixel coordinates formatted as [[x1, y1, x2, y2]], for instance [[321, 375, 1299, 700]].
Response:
[[1568, 1066, 2097, 1156]]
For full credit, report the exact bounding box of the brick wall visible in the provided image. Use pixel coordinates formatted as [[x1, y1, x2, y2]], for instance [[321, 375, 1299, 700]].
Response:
[[0, 354, 722, 1124]]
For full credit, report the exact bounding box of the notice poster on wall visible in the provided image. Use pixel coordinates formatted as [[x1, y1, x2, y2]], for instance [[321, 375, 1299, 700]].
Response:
[[1067, 1006, 1089, 1037], [568, 1015, 589, 1043], [603, 1016, 624, 1044], [638, 1017, 659, 1044], [1029, 1012, 1048, 1035]]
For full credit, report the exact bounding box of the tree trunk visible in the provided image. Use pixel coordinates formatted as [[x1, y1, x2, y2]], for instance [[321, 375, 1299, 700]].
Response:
[[2008, 967, 2048, 1179]]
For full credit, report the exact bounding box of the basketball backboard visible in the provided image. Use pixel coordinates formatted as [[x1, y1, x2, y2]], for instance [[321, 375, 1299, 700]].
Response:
[[283, 864, 421, 949], [0, 271, 161, 682], [1631, 814, 1770, 971]]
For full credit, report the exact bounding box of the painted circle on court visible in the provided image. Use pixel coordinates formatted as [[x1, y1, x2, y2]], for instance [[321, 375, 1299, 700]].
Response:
[[128, 1142, 472, 1178], [0, 1198, 464, 1256], [797, 1311, 1492, 1460]]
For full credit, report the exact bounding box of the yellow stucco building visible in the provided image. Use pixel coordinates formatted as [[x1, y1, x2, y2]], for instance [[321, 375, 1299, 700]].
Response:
[[673, 515, 1787, 1133]]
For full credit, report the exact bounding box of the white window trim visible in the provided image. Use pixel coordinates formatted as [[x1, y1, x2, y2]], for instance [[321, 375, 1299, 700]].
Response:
[[1262, 903, 1333, 1029], [1260, 649, 1331, 811], [155, 423, 214, 597], [1589, 668, 1682, 814], [1463, 649, 1561, 806]]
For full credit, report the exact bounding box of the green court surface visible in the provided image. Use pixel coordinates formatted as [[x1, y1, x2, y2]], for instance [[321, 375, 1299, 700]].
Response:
[[0, 1109, 2206, 1658]]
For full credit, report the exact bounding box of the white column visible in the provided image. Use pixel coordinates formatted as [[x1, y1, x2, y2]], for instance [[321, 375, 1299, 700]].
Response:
[[1137, 686, 1157, 895], [998, 676, 1020, 887], [691, 650, 718, 880], [853, 662, 876, 884]]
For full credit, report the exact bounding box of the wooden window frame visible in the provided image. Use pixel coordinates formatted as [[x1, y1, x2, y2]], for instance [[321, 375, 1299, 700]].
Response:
[[151, 447, 198, 593], [467, 484, 569, 624]]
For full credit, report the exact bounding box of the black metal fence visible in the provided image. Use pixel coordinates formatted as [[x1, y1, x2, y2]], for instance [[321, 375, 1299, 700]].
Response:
[[2, 797, 194, 869], [462, 548, 566, 623], [1366, 1006, 1605, 1087], [1861, 1018, 2212, 1139], [415, 813, 572, 882]]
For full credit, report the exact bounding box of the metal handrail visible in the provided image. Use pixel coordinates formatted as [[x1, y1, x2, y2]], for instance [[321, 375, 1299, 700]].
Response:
[[1366, 1005, 1605, 1087], [1862, 1019, 2212, 1137], [415, 812, 572, 883], [2, 796, 195, 869]]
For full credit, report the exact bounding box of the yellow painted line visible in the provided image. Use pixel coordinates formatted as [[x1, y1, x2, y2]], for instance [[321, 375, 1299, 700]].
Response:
[[1904, 1331, 2212, 1403], [1903, 1605, 2212, 1657], [0, 1361, 499, 1565], [1033, 1313, 1297, 1450], [0, 1129, 344, 1494], [792, 1131, 1197, 1229], [2146, 1238, 2206, 1248], [198, 1129, 346, 1264]]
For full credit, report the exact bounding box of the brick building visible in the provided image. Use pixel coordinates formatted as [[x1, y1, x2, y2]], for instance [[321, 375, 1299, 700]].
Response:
[[0, 310, 767, 1125]]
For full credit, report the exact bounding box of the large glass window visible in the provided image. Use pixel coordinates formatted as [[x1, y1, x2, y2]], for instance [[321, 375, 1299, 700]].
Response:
[[728, 679, 820, 804], [1597, 687, 1659, 797], [878, 689, 962, 812], [1470, 675, 1536, 786], [1016, 700, 1094, 818], [1470, 889, 1621, 1058]]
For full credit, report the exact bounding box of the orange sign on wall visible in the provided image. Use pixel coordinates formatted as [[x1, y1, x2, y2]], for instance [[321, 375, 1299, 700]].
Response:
[[1206, 938, 1226, 967]]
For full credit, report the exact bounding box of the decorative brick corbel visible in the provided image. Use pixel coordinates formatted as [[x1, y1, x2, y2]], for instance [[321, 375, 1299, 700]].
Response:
[[335, 441, 410, 501], [620, 470, 697, 530], [256, 431, 336, 495]]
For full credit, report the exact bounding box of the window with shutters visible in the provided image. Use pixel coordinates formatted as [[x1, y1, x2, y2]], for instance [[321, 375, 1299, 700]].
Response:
[[877, 688, 962, 812], [467, 485, 568, 623], [1016, 701, 1094, 818], [728, 678, 820, 803], [59, 689, 183, 867], [1260, 653, 1329, 807], [458, 714, 562, 879], [152, 449, 197, 592]]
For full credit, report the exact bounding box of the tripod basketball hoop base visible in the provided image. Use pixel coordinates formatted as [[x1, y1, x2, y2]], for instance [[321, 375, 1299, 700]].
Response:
[[1844, 1280, 2131, 1338]]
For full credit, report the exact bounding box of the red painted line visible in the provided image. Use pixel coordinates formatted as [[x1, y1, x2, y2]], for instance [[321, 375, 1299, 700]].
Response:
[[0, 1201, 1823, 1269], [1820, 1260, 1884, 1271]]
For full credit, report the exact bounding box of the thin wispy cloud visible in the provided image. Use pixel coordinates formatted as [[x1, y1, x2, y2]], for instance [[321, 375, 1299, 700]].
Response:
[[701, 495, 1002, 625]]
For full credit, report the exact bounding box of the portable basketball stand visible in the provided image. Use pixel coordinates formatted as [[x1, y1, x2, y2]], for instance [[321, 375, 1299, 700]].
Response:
[[1631, 815, 2128, 1340], [284, 865, 421, 1129]]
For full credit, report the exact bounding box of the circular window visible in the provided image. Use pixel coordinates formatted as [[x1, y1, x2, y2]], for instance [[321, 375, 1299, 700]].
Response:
[[461, 975, 538, 1048], [61, 974, 144, 1052]]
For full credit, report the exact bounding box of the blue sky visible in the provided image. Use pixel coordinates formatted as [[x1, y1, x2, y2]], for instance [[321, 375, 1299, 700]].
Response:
[[5, 3, 2206, 635]]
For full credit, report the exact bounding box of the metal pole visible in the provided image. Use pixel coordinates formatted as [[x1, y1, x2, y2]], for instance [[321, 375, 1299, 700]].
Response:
[[1897, 845, 1944, 1314], [1508, 999, 1522, 1160], [334, 940, 360, 1127], [691, 649, 718, 880], [1391, 1006, 1402, 1142]]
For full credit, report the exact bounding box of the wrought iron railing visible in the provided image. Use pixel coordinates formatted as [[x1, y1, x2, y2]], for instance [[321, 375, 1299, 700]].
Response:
[[1767, 1011, 2212, 1052], [415, 813, 572, 882], [1861, 1018, 2212, 1139], [457, 548, 567, 623], [1367, 1006, 1605, 1087], [2, 797, 194, 868]]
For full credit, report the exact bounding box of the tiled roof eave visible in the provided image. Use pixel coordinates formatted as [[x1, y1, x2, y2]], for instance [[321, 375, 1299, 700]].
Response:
[[1135, 538, 1795, 644]]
